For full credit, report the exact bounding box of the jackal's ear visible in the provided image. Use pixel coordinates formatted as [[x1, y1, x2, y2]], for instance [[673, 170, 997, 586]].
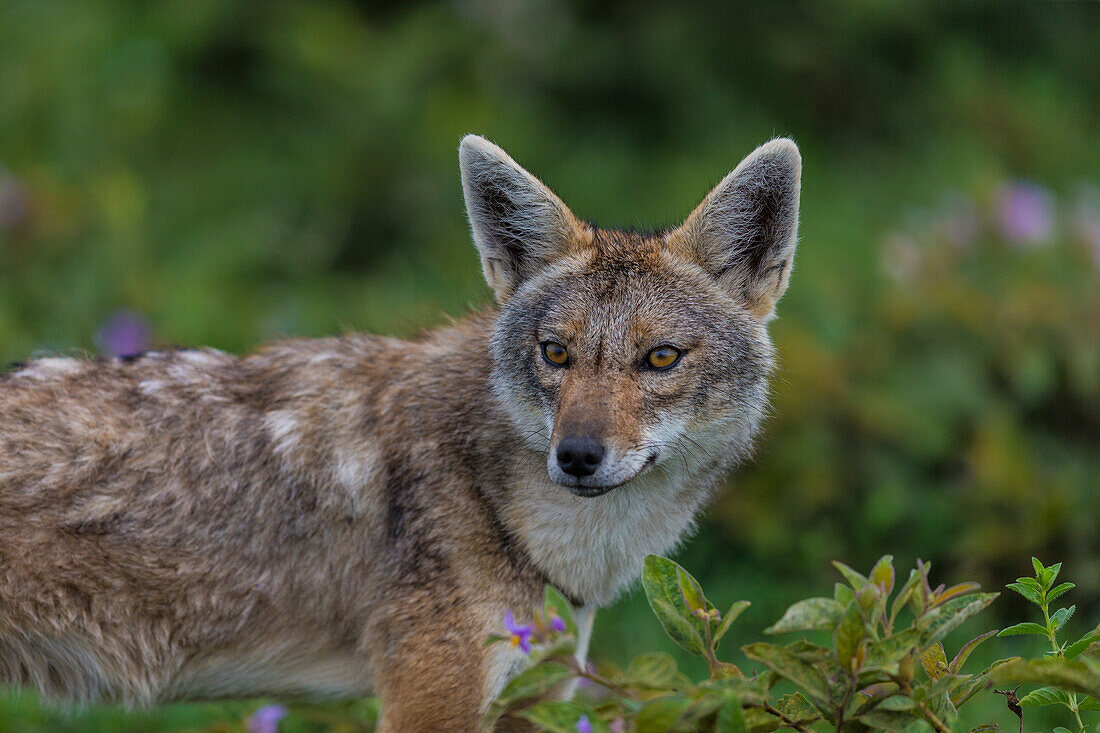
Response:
[[460, 135, 583, 301], [670, 138, 802, 320]]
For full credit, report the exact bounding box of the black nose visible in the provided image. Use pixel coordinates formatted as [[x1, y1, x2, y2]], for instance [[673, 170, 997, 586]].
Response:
[[556, 437, 605, 477]]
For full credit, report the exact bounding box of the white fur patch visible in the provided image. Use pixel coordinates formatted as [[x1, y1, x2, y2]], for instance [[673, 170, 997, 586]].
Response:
[[265, 410, 300, 456]]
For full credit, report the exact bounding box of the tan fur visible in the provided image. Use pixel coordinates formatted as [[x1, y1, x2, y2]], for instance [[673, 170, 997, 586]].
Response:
[[0, 135, 801, 730]]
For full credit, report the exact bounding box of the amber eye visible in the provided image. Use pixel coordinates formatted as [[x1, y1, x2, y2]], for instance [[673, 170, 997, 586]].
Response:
[[646, 346, 682, 371], [541, 341, 569, 366]]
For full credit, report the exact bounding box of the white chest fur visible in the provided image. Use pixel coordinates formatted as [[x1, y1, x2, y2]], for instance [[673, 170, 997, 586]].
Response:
[[503, 455, 710, 607]]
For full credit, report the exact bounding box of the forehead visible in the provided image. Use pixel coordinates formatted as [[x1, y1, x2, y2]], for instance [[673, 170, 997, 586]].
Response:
[[538, 229, 732, 338]]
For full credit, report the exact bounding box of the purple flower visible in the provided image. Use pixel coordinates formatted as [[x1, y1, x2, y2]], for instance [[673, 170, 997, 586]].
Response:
[[247, 704, 288, 733], [576, 714, 593, 733], [96, 310, 151, 358], [993, 180, 1055, 247], [549, 614, 566, 633], [504, 609, 533, 654]]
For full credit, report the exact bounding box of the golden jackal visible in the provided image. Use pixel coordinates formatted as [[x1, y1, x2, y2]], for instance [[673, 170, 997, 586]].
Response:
[[0, 135, 801, 730]]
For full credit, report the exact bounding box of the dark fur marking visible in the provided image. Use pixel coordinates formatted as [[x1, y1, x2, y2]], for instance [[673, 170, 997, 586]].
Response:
[[384, 459, 446, 581], [480, 182, 529, 276]]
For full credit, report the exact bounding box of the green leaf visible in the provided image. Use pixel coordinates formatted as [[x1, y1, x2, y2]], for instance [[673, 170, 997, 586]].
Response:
[[951, 657, 1021, 708], [920, 642, 948, 680], [1046, 562, 1062, 586], [1046, 582, 1075, 604], [890, 569, 921, 624], [933, 582, 981, 606], [997, 622, 1050, 637], [544, 585, 579, 636], [623, 651, 681, 689], [715, 694, 748, 733], [642, 556, 708, 657], [950, 630, 999, 674], [991, 657, 1100, 698], [864, 628, 922, 667], [742, 708, 782, 732], [1051, 605, 1075, 633], [765, 597, 843, 635], [835, 582, 855, 606], [1053, 727, 1073, 733], [518, 702, 605, 733], [676, 566, 707, 614], [634, 696, 691, 733], [1077, 695, 1100, 711], [1006, 581, 1044, 607], [649, 597, 707, 656], [833, 560, 869, 590], [871, 555, 896, 595], [835, 602, 866, 671], [916, 592, 999, 645], [741, 642, 833, 712], [713, 600, 751, 645], [856, 708, 922, 731], [1017, 685, 1072, 707], [697, 676, 770, 707], [774, 692, 819, 723], [496, 662, 575, 704], [1031, 556, 1046, 580], [1066, 630, 1100, 659]]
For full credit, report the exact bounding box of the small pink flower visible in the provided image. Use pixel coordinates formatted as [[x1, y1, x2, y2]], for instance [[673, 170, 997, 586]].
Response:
[[549, 614, 567, 633], [609, 717, 626, 733], [248, 704, 288, 733], [504, 610, 533, 654], [576, 714, 593, 733], [993, 180, 1055, 247]]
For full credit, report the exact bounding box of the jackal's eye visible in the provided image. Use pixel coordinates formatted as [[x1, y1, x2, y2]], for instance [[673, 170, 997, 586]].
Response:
[[541, 341, 569, 366], [646, 346, 682, 371]]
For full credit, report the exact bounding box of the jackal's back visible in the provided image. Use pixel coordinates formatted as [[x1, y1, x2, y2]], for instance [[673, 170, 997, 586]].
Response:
[[0, 339, 404, 702]]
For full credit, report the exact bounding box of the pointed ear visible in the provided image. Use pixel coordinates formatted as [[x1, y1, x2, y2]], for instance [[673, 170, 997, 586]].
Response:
[[459, 135, 583, 301], [669, 138, 802, 320]]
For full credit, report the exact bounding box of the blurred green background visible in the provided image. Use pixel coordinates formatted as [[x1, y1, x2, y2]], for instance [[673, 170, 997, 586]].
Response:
[[1, 0, 1099, 730]]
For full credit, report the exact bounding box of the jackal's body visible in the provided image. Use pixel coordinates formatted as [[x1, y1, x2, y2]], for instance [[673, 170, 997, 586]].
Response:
[[0, 135, 801, 730]]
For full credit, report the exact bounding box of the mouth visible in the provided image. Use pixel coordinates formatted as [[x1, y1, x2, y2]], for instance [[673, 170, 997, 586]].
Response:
[[560, 452, 659, 498]]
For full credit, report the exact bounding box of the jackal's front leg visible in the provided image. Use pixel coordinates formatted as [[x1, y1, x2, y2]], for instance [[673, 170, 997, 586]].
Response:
[[370, 600, 523, 733]]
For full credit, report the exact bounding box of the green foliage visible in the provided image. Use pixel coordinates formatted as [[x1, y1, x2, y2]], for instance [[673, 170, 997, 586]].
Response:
[[494, 555, 1014, 732], [493, 555, 1100, 732], [989, 559, 1100, 733]]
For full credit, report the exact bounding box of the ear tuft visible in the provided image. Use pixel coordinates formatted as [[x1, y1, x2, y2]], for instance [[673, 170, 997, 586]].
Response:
[[459, 135, 580, 301], [671, 138, 802, 320]]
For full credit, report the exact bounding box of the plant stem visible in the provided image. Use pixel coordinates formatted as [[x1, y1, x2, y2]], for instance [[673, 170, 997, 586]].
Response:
[[562, 657, 639, 701], [834, 679, 854, 732], [916, 701, 953, 733], [700, 616, 723, 676], [1041, 600, 1084, 732]]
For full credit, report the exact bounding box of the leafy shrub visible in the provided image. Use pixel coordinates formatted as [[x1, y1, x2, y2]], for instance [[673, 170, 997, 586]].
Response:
[[489, 555, 1100, 733]]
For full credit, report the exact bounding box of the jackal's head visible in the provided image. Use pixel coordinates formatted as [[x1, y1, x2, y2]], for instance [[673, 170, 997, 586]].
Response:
[[460, 135, 800, 497]]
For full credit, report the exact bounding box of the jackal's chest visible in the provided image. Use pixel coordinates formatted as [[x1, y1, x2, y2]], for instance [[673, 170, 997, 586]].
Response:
[[502, 467, 712, 607]]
